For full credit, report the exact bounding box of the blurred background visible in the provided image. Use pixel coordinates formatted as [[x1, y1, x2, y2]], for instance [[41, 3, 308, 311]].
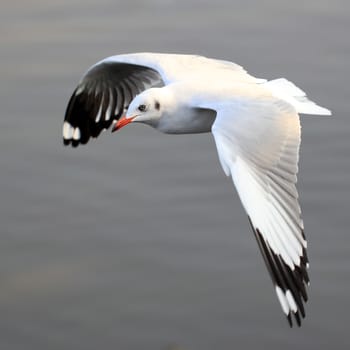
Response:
[[1, 0, 349, 349]]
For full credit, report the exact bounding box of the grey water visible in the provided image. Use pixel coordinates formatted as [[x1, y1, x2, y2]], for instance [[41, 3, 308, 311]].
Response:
[[1, 1, 349, 349]]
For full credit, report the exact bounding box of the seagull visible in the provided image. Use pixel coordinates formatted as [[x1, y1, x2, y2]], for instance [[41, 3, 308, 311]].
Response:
[[63, 53, 331, 327]]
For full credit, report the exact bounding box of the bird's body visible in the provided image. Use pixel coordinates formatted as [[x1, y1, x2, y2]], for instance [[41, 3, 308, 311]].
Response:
[[63, 53, 331, 327]]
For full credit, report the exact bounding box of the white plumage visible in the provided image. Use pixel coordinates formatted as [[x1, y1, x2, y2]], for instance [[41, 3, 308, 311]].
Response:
[[63, 53, 331, 326]]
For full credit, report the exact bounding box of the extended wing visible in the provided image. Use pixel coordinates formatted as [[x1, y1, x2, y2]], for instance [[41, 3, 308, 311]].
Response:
[[211, 96, 309, 326], [63, 59, 163, 146], [63, 53, 264, 146]]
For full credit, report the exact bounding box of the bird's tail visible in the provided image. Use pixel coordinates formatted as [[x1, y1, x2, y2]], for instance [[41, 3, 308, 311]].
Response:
[[264, 78, 332, 116]]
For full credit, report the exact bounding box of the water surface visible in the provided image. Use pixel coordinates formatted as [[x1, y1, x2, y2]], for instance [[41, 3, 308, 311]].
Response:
[[1, 1, 349, 349]]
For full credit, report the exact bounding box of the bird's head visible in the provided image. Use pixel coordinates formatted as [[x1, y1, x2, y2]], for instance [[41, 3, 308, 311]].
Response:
[[112, 87, 169, 132]]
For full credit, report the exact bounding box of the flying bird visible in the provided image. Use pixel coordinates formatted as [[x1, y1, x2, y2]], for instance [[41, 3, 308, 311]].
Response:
[[63, 53, 331, 326]]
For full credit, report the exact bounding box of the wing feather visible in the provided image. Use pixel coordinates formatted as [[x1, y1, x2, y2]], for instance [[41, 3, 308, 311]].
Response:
[[211, 97, 309, 326], [63, 53, 265, 146], [63, 61, 164, 147]]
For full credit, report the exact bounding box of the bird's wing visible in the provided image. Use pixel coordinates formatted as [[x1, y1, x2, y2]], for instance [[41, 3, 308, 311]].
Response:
[[63, 53, 265, 146], [63, 56, 164, 147], [210, 96, 309, 327], [109, 52, 259, 84]]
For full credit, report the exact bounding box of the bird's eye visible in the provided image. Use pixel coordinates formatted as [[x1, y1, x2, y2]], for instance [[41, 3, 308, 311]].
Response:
[[138, 104, 147, 112]]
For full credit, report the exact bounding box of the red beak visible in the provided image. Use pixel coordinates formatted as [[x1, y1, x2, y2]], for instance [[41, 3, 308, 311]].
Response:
[[112, 116, 135, 132]]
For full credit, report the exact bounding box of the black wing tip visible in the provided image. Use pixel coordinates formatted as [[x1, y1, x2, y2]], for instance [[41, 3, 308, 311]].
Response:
[[63, 88, 107, 146], [248, 216, 309, 328], [62, 133, 90, 148], [62, 141, 79, 148], [62, 61, 164, 147], [285, 309, 305, 328]]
